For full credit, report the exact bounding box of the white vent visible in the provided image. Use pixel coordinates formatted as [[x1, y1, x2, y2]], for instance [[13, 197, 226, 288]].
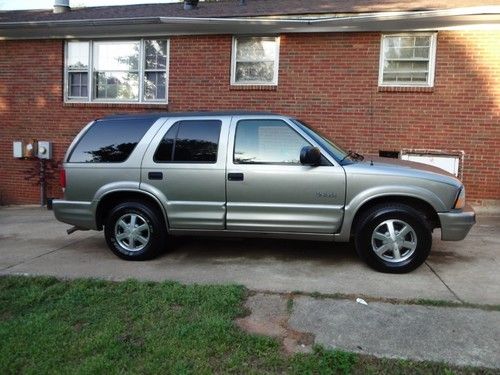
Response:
[[400, 149, 464, 178]]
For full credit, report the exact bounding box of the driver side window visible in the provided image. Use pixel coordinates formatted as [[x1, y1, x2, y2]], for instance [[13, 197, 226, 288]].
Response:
[[234, 120, 311, 164]]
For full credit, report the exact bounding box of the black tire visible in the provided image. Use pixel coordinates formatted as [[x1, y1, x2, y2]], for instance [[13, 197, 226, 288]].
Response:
[[104, 201, 167, 261], [354, 203, 432, 273]]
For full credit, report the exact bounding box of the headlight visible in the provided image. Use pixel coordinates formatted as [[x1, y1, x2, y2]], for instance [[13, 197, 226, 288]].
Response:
[[454, 187, 466, 209]]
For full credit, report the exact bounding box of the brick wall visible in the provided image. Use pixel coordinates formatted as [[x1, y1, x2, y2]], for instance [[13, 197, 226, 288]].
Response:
[[0, 31, 499, 206]]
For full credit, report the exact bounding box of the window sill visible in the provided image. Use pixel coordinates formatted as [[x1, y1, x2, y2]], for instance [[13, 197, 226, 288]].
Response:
[[229, 85, 277, 91], [378, 86, 434, 93], [63, 102, 168, 109]]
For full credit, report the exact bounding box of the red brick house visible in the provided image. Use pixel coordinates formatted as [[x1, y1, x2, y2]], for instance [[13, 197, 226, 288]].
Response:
[[0, 0, 499, 207]]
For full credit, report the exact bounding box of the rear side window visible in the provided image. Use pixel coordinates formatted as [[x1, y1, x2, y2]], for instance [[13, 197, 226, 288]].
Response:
[[68, 118, 155, 163], [154, 120, 221, 163]]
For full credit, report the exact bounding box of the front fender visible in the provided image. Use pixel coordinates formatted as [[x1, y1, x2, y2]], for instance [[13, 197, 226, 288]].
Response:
[[335, 185, 446, 242]]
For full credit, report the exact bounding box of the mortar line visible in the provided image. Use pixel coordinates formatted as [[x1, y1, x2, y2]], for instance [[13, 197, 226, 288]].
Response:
[[0, 234, 99, 273], [425, 261, 464, 303]]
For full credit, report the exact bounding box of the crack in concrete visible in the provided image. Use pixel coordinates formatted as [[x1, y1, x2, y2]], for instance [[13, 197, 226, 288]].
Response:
[[425, 261, 464, 303], [235, 293, 314, 355], [0, 235, 98, 273]]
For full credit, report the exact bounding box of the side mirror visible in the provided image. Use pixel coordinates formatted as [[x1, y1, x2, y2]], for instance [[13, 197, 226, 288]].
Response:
[[300, 146, 321, 166]]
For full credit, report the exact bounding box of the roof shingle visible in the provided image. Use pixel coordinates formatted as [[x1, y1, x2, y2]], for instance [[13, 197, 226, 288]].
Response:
[[1, 0, 499, 23]]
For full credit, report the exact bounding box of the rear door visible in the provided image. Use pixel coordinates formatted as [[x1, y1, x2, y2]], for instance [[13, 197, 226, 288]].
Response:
[[141, 116, 229, 229], [225, 116, 346, 233]]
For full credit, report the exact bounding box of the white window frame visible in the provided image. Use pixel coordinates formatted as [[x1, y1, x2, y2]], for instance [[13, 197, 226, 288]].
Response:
[[378, 32, 437, 88], [230, 36, 280, 86], [66, 41, 90, 100], [64, 39, 170, 104]]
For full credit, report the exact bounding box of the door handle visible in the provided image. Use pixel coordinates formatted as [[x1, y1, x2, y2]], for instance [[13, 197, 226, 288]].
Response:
[[228, 173, 244, 181], [148, 172, 163, 180]]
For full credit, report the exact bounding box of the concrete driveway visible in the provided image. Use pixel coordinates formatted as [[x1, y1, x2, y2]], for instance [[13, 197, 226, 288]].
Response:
[[1, 206, 499, 305]]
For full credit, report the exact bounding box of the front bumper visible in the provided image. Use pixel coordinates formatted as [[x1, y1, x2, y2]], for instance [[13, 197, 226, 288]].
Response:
[[438, 204, 476, 241], [53, 199, 97, 230]]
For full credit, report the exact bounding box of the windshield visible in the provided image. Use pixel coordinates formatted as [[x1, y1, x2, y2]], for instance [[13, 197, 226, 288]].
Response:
[[292, 119, 351, 162]]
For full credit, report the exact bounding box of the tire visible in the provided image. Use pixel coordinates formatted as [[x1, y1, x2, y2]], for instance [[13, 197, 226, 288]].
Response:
[[104, 201, 167, 260], [354, 203, 432, 273]]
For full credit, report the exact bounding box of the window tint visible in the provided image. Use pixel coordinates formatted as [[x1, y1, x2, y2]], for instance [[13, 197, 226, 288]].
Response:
[[154, 123, 178, 162], [69, 118, 154, 163], [154, 120, 221, 163], [234, 120, 310, 164]]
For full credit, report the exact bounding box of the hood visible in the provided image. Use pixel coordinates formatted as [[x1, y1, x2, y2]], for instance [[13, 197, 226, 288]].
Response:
[[345, 156, 463, 189], [366, 156, 457, 177]]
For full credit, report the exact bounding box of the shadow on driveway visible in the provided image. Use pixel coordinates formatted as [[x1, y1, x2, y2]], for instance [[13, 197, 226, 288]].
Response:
[[0, 206, 498, 305]]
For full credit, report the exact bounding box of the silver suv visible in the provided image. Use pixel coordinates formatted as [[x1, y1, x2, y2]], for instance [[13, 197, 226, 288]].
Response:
[[53, 112, 475, 273]]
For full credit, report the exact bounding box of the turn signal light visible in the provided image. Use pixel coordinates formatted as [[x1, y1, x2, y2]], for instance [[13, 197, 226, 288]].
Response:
[[454, 187, 466, 209]]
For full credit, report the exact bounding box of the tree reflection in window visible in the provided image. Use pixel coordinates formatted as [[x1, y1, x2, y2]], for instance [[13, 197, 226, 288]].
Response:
[[84, 142, 137, 163], [154, 120, 221, 163], [69, 118, 155, 163]]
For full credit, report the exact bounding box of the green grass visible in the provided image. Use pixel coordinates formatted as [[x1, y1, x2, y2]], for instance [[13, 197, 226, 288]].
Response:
[[0, 276, 495, 375], [286, 296, 294, 314]]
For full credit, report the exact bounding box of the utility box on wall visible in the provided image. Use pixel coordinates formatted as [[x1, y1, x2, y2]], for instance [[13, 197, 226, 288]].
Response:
[[13, 141, 24, 158], [37, 141, 52, 160], [13, 140, 52, 160]]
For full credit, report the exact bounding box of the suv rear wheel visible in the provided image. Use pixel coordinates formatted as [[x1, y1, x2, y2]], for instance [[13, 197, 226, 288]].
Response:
[[354, 203, 432, 273], [104, 201, 166, 260]]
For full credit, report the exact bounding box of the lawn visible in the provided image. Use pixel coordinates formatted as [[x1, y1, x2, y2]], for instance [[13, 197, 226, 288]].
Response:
[[0, 276, 494, 374]]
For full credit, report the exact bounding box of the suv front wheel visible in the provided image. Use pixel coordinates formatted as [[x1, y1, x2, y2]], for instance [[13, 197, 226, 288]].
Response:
[[104, 201, 166, 260], [354, 203, 432, 273]]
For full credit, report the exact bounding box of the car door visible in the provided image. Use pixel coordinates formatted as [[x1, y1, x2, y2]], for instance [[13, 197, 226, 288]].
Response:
[[226, 116, 346, 234], [141, 116, 229, 229]]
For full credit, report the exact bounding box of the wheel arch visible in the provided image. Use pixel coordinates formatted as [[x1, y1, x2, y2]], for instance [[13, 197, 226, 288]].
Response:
[[95, 190, 169, 231], [349, 195, 440, 238]]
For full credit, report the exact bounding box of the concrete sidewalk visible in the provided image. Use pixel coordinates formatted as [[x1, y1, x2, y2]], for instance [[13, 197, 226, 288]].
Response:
[[289, 296, 500, 369], [0, 206, 499, 305], [237, 292, 500, 369]]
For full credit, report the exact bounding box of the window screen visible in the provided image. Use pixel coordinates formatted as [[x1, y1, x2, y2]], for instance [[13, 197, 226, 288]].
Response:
[[232, 36, 279, 85], [154, 120, 221, 163], [234, 120, 310, 164], [67, 41, 89, 99], [69, 118, 155, 163], [379, 34, 436, 87]]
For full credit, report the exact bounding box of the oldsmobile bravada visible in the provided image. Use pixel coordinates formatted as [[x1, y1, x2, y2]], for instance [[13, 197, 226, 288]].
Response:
[[54, 112, 475, 273]]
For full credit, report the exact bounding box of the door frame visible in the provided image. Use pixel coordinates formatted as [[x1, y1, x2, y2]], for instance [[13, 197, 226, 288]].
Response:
[[139, 115, 231, 229], [225, 115, 346, 234]]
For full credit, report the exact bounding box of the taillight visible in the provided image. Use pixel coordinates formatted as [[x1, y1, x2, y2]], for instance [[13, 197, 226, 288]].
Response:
[[59, 169, 66, 190]]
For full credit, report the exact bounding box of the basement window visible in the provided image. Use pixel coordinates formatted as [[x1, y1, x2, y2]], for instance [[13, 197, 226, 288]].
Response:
[[231, 36, 280, 86], [379, 33, 437, 87], [65, 39, 169, 104]]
